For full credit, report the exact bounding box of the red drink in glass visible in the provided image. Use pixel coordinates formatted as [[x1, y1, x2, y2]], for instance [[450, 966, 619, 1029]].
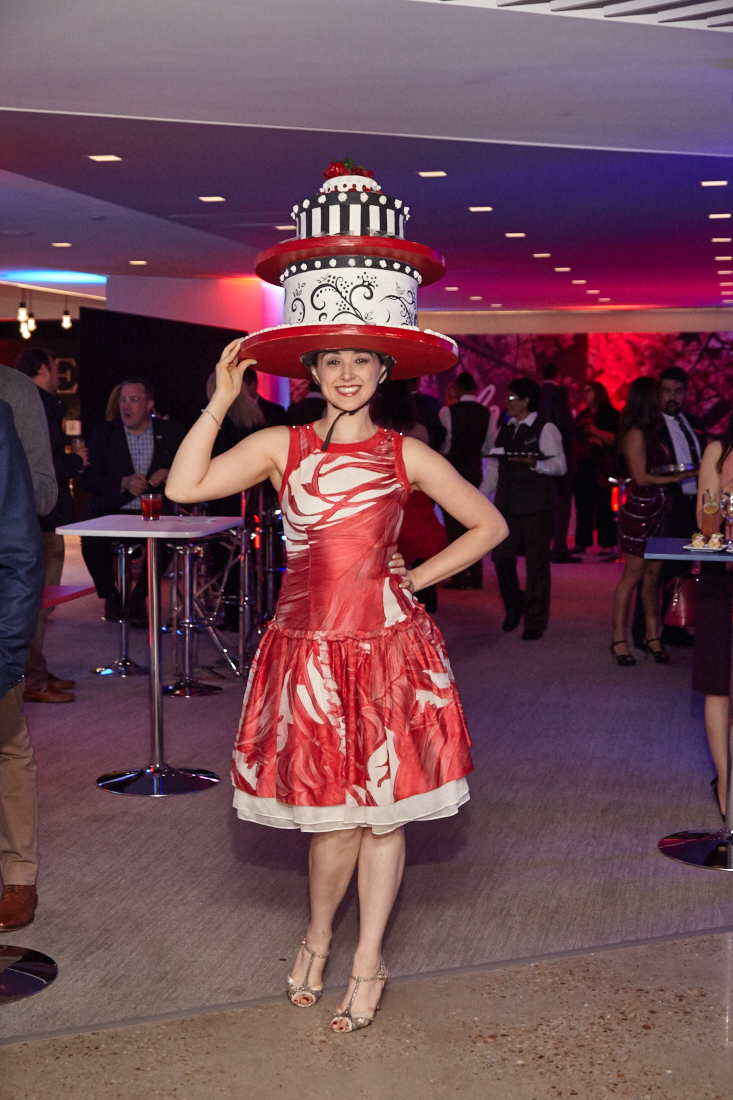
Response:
[[141, 493, 163, 521]]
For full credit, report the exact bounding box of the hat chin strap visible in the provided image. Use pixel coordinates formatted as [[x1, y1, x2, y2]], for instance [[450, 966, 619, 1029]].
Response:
[[310, 366, 390, 451]]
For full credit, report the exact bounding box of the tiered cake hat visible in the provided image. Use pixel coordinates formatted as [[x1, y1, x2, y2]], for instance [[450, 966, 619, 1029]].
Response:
[[237, 159, 458, 380]]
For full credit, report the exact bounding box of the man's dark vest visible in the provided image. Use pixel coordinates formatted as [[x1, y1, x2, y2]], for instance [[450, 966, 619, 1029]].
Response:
[[447, 400, 491, 486], [494, 415, 555, 516]]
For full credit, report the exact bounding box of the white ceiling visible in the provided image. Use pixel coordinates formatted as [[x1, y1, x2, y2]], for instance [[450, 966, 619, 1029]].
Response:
[[1, 0, 733, 156]]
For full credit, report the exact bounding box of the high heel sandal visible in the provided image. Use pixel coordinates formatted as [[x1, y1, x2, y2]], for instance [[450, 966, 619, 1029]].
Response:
[[330, 960, 389, 1033], [286, 938, 329, 1008], [641, 637, 670, 664], [610, 640, 636, 666]]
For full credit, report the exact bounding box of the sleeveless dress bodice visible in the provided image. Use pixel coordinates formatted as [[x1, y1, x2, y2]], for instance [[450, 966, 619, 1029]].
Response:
[[231, 424, 472, 834]]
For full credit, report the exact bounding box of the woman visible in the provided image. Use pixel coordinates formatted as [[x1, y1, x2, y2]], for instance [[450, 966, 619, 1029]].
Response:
[[166, 340, 507, 1033], [692, 418, 733, 820], [610, 377, 687, 666], [574, 381, 619, 554]]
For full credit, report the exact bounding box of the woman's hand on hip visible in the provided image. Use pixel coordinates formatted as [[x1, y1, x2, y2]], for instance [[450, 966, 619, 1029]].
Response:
[[389, 553, 416, 593]]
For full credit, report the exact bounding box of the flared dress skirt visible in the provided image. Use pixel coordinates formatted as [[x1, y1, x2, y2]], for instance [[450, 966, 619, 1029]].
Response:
[[231, 424, 473, 834]]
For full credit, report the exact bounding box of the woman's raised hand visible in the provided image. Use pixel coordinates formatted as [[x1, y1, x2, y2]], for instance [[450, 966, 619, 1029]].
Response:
[[213, 339, 256, 405]]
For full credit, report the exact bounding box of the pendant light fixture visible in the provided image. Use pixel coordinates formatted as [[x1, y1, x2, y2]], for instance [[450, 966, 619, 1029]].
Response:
[[26, 290, 36, 332], [17, 300, 28, 323], [20, 321, 30, 339], [61, 296, 72, 329]]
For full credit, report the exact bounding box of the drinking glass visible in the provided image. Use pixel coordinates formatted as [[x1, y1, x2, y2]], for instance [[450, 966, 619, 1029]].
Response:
[[701, 490, 721, 538], [141, 493, 163, 521]]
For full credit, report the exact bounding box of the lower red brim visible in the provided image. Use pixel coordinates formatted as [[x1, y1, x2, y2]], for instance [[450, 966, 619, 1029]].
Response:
[[237, 324, 458, 379]]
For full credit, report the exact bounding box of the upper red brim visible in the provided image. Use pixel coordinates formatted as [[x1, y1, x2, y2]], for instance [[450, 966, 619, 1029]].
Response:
[[237, 324, 458, 379]]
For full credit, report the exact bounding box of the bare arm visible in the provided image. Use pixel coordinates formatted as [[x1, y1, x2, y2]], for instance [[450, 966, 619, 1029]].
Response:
[[696, 441, 723, 528], [622, 428, 687, 488], [396, 436, 508, 592], [165, 341, 290, 504]]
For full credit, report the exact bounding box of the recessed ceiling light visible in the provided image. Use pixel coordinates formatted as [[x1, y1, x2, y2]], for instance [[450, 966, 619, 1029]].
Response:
[[586, 289, 600, 295], [554, 267, 570, 272], [129, 260, 148, 266], [52, 242, 72, 248], [709, 213, 731, 219], [445, 286, 459, 291], [571, 279, 587, 285], [713, 237, 732, 242], [599, 297, 611, 302], [469, 206, 492, 212], [718, 270, 733, 275], [715, 255, 733, 261], [419, 171, 446, 178], [199, 196, 226, 202], [469, 295, 483, 301], [490, 303, 502, 308], [88, 154, 121, 162], [533, 253, 550, 258], [275, 225, 296, 231], [505, 232, 525, 238], [702, 180, 728, 186], [720, 281, 733, 286]]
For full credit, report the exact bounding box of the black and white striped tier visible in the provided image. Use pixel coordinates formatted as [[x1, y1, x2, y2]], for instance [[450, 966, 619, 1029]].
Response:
[[291, 191, 409, 240]]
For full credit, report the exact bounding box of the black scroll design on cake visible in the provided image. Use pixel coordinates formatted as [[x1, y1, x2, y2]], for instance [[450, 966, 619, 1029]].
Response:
[[288, 281, 307, 325], [310, 274, 379, 324], [379, 285, 418, 326]]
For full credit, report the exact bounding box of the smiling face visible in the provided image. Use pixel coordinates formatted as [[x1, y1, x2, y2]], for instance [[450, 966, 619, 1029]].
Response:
[[311, 349, 386, 410]]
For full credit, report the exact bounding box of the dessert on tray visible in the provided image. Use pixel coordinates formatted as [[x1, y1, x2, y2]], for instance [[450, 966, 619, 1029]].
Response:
[[691, 532, 706, 548]]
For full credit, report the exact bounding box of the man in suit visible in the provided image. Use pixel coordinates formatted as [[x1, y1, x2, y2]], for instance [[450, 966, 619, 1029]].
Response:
[[538, 364, 579, 564], [630, 366, 706, 648], [405, 377, 447, 452], [81, 378, 184, 625], [0, 399, 45, 930], [14, 348, 87, 704], [439, 371, 492, 588], [243, 366, 287, 427]]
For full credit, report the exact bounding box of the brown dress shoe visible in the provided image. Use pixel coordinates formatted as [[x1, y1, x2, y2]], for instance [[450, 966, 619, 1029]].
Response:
[[0, 885, 38, 931], [23, 685, 75, 704], [48, 673, 76, 690]]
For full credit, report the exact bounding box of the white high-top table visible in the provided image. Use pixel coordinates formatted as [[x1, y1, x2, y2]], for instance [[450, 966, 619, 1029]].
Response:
[[57, 515, 244, 796]]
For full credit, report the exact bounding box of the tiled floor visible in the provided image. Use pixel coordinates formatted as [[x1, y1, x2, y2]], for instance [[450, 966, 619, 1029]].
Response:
[[3, 932, 732, 1099]]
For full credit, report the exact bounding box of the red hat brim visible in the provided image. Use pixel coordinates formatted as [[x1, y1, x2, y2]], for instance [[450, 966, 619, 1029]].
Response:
[[237, 324, 457, 380]]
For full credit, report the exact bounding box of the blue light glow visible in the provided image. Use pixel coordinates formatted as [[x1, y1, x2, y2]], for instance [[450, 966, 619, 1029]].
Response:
[[0, 269, 107, 285]]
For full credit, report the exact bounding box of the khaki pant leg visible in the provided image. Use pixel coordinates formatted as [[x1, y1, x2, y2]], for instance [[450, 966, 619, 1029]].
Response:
[[24, 533, 66, 691], [0, 683, 38, 886]]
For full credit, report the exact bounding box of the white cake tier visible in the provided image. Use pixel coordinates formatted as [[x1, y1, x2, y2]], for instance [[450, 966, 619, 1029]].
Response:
[[320, 174, 382, 194], [283, 258, 418, 328]]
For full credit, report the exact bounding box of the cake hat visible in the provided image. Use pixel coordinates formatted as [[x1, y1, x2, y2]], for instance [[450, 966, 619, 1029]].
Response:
[[237, 161, 458, 380]]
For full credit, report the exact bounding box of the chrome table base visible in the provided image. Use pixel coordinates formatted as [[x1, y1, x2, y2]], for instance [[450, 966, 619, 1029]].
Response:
[[97, 763, 220, 796], [658, 830, 733, 870], [93, 656, 148, 678], [0, 945, 58, 1003]]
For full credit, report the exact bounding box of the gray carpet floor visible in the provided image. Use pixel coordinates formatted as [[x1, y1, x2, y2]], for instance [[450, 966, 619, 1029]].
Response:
[[2, 538, 731, 1042]]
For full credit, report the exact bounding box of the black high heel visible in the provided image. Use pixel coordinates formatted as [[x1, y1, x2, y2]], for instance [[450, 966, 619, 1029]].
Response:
[[641, 637, 670, 664], [610, 640, 636, 666]]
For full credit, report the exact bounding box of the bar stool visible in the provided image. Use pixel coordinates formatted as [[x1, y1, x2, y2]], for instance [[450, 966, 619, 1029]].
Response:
[[164, 540, 222, 696], [91, 542, 148, 677]]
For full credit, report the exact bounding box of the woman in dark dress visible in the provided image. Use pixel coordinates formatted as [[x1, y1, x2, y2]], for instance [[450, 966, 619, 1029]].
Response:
[[574, 381, 620, 553], [611, 377, 688, 665], [692, 416, 733, 819]]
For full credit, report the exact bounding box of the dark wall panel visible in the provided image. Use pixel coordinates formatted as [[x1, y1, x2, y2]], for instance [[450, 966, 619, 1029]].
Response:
[[78, 307, 244, 436]]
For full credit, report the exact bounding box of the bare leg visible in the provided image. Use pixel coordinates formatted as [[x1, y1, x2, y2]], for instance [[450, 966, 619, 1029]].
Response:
[[289, 828, 363, 1005], [611, 552, 646, 658], [332, 826, 405, 1030], [640, 559, 665, 651], [705, 695, 729, 815]]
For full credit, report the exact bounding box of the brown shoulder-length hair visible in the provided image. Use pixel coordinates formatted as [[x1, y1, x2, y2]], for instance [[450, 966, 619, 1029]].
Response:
[[618, 377, 662, 443], [717, 409, 733, 474]]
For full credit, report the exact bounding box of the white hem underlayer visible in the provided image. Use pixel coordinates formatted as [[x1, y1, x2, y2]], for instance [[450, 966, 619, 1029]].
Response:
[[232, 778, 469, 835]]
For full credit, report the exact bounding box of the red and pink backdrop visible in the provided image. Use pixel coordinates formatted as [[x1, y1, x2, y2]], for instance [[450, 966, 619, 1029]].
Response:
[[294, 331, 733, 432]]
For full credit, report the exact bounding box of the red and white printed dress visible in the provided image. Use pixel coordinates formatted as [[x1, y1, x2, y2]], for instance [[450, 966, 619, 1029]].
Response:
[[231, 424, 473, 833]]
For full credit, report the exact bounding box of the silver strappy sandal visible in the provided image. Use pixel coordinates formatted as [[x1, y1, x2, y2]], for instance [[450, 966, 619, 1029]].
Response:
[[286, 938, 330, 1007], [330, 960, 388, 1032]]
